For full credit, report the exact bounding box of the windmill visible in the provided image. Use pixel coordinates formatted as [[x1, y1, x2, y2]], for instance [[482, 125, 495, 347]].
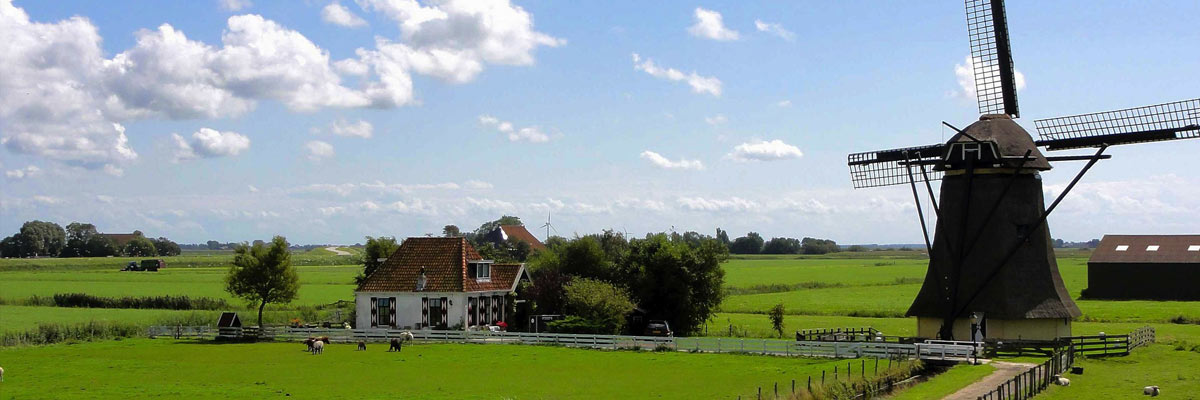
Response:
[[847, 0, 1199, 341], [539, 211, 557, 239]]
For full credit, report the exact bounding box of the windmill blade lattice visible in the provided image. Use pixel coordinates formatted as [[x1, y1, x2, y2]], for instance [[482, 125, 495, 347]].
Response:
[[966, 0, 1020, 118], [847, 144, 945, 189], [1034, 98, 1200, 150]]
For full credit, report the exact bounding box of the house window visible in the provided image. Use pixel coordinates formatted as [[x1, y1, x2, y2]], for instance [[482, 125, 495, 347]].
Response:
[[428, 298, 444, 328], [1114, 245, 1129, 251], [1146, 245, 1160, 251], [1188, 245, 1200, 252], [376, 298, 390, 327], [475, 262, 491, 281]]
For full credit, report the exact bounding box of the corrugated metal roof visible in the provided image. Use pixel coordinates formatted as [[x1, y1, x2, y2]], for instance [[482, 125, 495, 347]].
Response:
[[1089, 235, 1200, 264]]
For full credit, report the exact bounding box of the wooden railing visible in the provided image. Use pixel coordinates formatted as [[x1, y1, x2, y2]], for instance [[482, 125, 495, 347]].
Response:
[[977, 347, 1075, 400]]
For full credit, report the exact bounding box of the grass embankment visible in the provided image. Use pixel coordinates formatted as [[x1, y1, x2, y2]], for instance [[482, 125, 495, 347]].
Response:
[[1038, 343, 1200, 399], [886, 363, 995, 400], [0, 248, 354, 272], [0, 339, 873, 399]]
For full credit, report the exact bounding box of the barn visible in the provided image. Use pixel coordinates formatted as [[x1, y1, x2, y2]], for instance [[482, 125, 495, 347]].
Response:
[[1085, 234, 1200, 300]]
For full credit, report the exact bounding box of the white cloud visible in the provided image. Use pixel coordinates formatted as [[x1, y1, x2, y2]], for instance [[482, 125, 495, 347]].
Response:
[[776, 100, 792, 108], [248, 185, 259, 193], [953, 55, 1026, 100], [464, 180, 494, 189], [726, 139, 803, 162], [640, 151, 704, 171], [5, 165, 41, 180], [754, 19, 795, 41], [322, 2, 368, 28], [478, 115, 551, 143], [631, 53, 722, 97], [329, 118, 373, 138], [677, 196, 757, 212], [32, 195, 63, 205], [704, 114, 728, 125], [96, 195, 114, 204], [172, 128, 250, 162], [219, 0, 252, 12], [306, 140, 335, 161], [687, 8, 739, 41]]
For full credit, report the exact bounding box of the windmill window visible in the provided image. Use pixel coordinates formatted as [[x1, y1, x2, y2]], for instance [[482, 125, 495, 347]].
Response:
[[1146, 245, 1160, 251], [1188, 245, 1200, 252], [1114, 245, 1129, 251]]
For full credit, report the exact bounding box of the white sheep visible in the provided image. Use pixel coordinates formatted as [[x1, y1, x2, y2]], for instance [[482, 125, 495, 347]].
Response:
[[1143, 386, 1159, 396], [1, 365, 5, 382], [311, 340, 325, 355], [398, 331, 415, 342], [1053, 374, 1070, 386]]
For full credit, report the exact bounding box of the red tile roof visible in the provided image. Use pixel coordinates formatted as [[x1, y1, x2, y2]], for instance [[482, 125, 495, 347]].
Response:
[[356, 237, 525, 293], [498, 225, 547, 251]]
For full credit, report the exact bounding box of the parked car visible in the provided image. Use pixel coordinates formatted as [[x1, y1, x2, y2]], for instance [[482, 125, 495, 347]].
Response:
[[121, 259, 165, 271], [644, 320, 673, 337]]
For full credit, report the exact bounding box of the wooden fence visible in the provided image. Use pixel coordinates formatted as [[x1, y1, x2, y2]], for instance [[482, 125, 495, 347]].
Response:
[[976, 347, 1075, 400], [147, 326, 979, 361]]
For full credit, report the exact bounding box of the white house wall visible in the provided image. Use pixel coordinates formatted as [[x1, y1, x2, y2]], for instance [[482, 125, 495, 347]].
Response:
[[355, 291, 509, 330]]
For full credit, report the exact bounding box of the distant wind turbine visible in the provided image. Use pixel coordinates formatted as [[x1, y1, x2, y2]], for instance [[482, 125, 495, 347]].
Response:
[[540, 211, 557, 239]]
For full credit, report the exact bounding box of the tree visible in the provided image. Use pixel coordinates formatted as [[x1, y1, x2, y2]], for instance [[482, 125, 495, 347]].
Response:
[[87, 236, 119, 257], [15, 220, 67, 257], [355, 236, 398, 285], [0, 235, 20, 258], [474, 215, 523, 237], [715, 228, 730, 248], [533, 236, 612, 282], [800, 237, 839, 254], [522, 268, 572, 315], [225, 236, 300, 328], [623, 234, 727, 336], [562, 278, 636, 334], [442, 225, 461, 237], [62, 222, 99, 257], [123, 236, 157, 257], [505, 237, 533, 262], [762, 237, 802, 254], [152, 237, 181, 256], [728, 232, 764, 254], [206, 240, 222, 250], [768, 302, 786, 338]]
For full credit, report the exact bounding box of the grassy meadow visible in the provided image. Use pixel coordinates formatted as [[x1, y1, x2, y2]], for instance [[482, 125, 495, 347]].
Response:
[[0, 340, 897, 399]]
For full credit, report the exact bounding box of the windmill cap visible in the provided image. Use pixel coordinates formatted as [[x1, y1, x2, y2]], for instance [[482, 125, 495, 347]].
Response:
[[940, 114, 1052, 171]]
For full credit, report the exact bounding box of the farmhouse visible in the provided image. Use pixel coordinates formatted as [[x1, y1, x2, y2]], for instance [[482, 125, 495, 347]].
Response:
[[355, 237, 529, 330], [484, 224, 547, 252], [1085, 234, 1200, 300]]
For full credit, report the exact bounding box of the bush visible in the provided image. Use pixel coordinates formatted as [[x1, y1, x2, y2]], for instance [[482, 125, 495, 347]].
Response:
[[547, 316, 607, 334], [50, 293, 230, 310], [562, 278, 635, 334], [1, 321, 143, 346]]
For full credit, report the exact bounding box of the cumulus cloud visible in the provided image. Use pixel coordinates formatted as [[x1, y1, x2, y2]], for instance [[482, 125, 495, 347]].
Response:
[[640, 151, 704, 171], [0, 1, 560, 172], [726, 139, 803, 162], [631, 53, 722, 97], [172, 128, 251, 162], [478, 115, 551, 143], [219, 0, 252, 12], [704, 114, 728, 125], [677, 196, 757, 212], [953, 55, 1026, 100], [248, 185, 259, 193], [776, 100, 792, 108], [322, 2, 368, 28], [754, 19, 794, 41], [329, 118, 373, 138], [688, 8, 738, 41], [464, 180, 493, 189], [5, 165, 41, 180], [306, 140, 335, 161]]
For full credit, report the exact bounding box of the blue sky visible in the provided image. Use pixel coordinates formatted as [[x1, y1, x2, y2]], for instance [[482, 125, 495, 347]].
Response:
[[2, 0, 1199, 245]]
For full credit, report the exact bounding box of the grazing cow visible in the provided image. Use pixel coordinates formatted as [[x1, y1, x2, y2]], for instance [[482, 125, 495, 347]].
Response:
[[311, 340, 325, 355], [357, 341, 367, 351], [389, 338, 403, 352], [1053, 375, 1070, 386], [1144, 386, 1160, 396]]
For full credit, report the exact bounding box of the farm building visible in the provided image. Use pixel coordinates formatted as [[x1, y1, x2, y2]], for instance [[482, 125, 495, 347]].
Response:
[[355, 237, 530, 330], [484, 224, 547, 252], [1085, 234, 1200, 300]]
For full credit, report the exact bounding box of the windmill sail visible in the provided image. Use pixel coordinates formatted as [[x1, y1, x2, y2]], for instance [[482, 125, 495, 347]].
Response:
[[966, 0, 1019, 118], [1034, 98, 1200, 150], [847, 144, 945, 189]]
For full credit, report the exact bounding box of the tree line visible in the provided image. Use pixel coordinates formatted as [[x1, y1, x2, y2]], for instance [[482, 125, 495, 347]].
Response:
[[719, 229, 840, 255], [0, 220, 180, 258]]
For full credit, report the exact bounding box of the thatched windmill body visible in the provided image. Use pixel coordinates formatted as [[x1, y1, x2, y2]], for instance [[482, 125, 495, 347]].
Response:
[[848, 0, 1199, 341]]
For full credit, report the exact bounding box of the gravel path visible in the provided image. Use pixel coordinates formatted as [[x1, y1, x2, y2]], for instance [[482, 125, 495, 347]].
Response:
[[325, 246, 351, 256], [943, 361, 1035, 400]]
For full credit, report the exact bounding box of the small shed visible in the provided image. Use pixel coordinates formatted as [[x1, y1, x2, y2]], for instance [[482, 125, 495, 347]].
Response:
[[1086, 235, 1200, 300], [217, 312, 243, 339]]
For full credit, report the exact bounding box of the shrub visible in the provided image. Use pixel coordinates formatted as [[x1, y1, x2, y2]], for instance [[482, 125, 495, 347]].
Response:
[[562, 278, 635, 334], [1, 321, 143, 346], [49, 293, 230, 310], [547, 316, 607, 334]]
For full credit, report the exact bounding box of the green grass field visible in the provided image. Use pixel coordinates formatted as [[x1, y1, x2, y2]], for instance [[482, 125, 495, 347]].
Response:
[[887, 363, 995, 400], [0, 339, 883, 399]]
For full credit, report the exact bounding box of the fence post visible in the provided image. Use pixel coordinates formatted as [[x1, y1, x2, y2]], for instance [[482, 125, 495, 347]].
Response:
[[774, 382, 778, 399], [835, 366, 838, 381], [807, 376, 812, 393], [822, 371, 826, 385], [757, 387, 761, 400], [861, 359, 865, 378], [874, 357, 879, 375], [791, 379, 795, 394]]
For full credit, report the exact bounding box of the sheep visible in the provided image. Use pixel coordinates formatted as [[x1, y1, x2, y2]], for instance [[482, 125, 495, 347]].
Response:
[[1143, 386, 1160, 396], [357, 340, 367, 351], [304, 337, 317, 352], [1052, 374, 1070, 386], [389, 338, 404, 352], [311, 339, 325, 355], [1, 365, 4, 382], [398, 331, 415, 342]]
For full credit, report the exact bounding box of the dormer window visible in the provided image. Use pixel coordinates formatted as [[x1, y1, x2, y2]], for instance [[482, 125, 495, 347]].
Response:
[[1115, 245, 1129, 251], [471, 261, 491, 281], [1146, 245, 1160, 251], [1188, 245, 1200, 252]]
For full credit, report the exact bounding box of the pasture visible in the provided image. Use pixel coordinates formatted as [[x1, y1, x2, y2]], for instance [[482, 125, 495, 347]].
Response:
[[0, 339, 887, 399]]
